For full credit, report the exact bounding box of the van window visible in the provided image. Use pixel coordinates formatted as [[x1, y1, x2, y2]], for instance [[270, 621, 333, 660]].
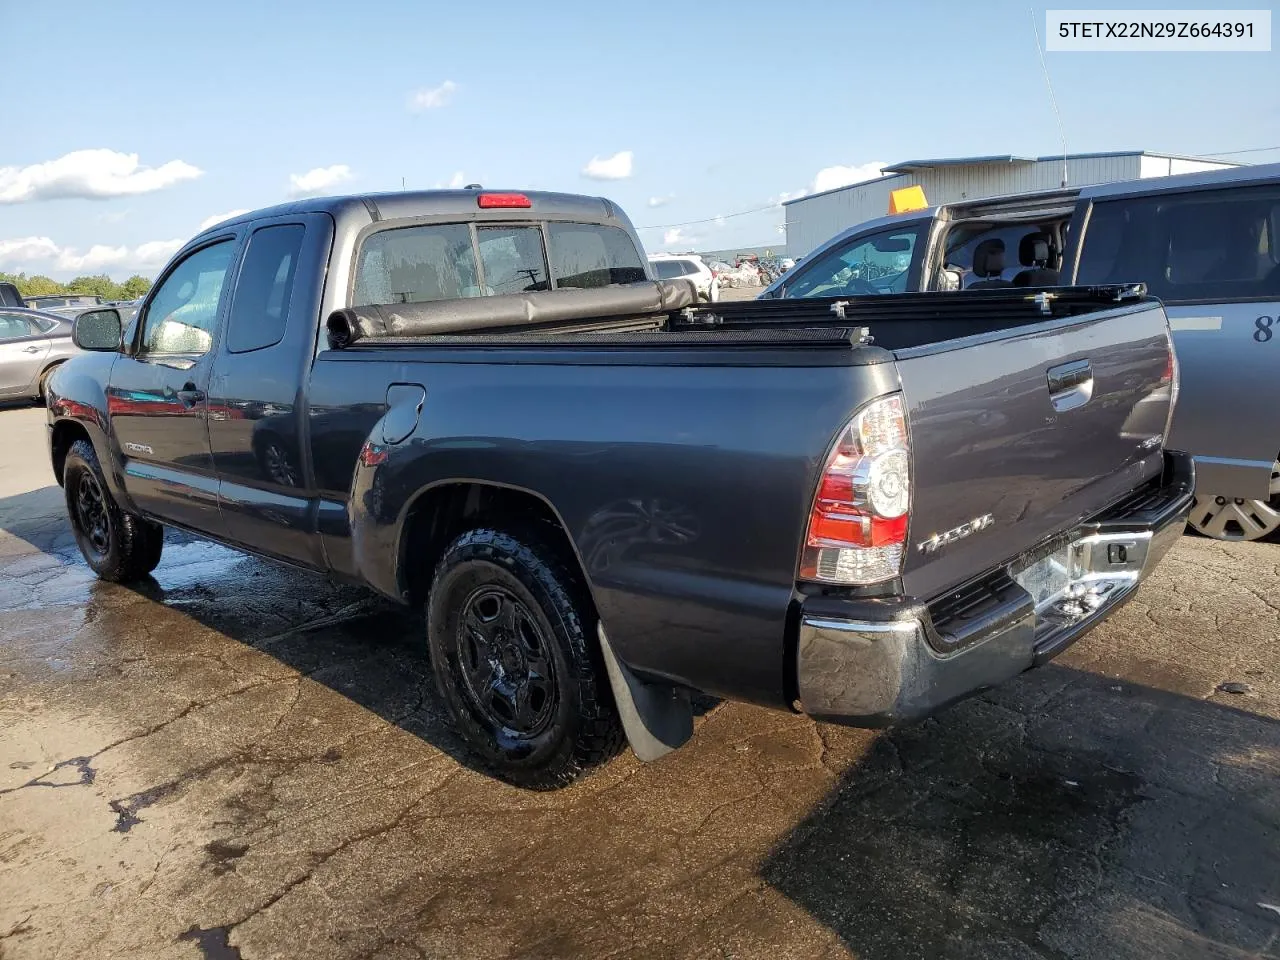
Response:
[[651, 260, 684, 280], [783, 227, 920, 298], [546, 222, 647, 288], [1077, 185, 1280, 303], [226, 224, 305, 353], [354, 224, 481, 306]]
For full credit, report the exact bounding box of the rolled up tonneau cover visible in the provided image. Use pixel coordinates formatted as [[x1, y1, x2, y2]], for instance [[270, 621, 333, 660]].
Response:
[[327, 279, 697, 347]]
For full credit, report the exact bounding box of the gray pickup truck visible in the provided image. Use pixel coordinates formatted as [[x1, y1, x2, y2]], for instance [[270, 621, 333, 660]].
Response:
[[48, 188, 1191, 788]]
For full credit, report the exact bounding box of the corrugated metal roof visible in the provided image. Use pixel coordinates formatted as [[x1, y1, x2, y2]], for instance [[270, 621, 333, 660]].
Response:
[[882, 155, 1037, 173], [881, 150, 1241, 176]]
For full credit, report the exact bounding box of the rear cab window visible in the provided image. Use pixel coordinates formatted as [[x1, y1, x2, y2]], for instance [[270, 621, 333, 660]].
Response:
[[353, 220, 647, 307], [1076, 183, 1280, 303]]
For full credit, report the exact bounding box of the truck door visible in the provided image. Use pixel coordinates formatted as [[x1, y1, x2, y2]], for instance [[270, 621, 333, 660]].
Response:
[[107, 238, 238, 535], [208, 214, 331, 568]]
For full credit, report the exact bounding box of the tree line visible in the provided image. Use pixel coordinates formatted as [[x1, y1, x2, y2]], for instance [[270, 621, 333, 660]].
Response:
[[0, 271, 153, 302]]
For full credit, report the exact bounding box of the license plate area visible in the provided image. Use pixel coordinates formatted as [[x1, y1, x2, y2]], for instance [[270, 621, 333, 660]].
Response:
[[1011, 532, 1151, 643]]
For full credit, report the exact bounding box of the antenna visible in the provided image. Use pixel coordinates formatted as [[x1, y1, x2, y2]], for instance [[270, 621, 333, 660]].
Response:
[[1030, 7, 1069, 187], [401, 177, 406, 191]]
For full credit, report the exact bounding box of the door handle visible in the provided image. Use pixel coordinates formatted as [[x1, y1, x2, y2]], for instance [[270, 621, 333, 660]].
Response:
[[22, 345, 41, 353], [176, 383, 205, 408], [1047, 359, 1093, 412]]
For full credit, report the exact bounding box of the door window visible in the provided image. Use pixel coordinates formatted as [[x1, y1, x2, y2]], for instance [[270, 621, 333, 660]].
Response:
[[226, 225, 306, 353], [140, 241, 236, 356], [783, 228, 921, 298], [1077, 185, 1280, 303], [0, 314, 36, 340]]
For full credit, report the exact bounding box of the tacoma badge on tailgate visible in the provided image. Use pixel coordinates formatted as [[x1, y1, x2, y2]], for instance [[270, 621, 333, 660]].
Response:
[[916, 514, 995, 555]]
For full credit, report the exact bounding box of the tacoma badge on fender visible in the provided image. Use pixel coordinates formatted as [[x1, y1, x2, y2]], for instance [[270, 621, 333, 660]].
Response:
[[916, 514, 995, 554]]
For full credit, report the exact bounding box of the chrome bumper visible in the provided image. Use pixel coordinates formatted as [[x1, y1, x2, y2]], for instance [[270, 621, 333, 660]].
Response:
[[796, 453, 1193, 726]]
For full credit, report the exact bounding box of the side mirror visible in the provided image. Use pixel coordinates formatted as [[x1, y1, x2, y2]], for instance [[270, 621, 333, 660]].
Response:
[[72, 308, 123, 352]]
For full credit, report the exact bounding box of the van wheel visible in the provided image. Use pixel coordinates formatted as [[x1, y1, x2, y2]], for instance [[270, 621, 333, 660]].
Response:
[[426, 526, 624, 789], [64, 439, 164, 581], [1187, 465, 1280, 541]]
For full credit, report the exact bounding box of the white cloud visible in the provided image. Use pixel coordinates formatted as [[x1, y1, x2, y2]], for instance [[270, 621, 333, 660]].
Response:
[[770, 161, 888, 208], [131, 239, 184, 267], [288, 164, 354, 198], [663, 228, 685, 246], [0, 235, 182, 273], [582, 151, 633, 181], [647, 194, 673, 208], [0, 149, 202, 204], [0, 236, 60, 262], [408, 80, 458, 112], [449, 171, 467, 188], [713, 215, 726, 227], [199, 209, 249, 231], [811, 161, 886, 193]]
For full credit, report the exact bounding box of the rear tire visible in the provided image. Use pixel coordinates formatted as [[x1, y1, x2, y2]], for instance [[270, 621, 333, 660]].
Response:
[[63, 439, 164, 582], [426, 526, 624, 789]]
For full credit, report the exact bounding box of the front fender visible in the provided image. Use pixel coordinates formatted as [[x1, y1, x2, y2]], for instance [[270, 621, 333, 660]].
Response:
[[46, 354, 137, 510]]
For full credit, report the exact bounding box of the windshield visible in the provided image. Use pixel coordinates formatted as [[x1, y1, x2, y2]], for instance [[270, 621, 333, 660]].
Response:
[[783, 228, 920, 298]]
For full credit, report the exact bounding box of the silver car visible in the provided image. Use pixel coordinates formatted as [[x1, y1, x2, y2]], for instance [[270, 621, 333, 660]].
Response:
[[0, 308, 83, 402], [763, 162, 1280, 540]]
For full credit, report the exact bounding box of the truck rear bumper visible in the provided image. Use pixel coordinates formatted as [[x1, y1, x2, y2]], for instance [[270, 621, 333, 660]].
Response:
[[796, 452, 1193, 726]]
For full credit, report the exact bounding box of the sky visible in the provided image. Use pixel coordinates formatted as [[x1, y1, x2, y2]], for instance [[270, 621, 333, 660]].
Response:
[[1, 0, 1277, 279]]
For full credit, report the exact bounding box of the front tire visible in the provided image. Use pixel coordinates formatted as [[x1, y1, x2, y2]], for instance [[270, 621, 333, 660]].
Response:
[[63, 439, 164, 581], [426, 526, 624, 789]]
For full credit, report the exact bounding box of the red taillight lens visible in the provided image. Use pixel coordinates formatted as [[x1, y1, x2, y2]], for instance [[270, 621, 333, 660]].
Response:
[[477, 193, 532, 209], [799, 394, 910, 585]]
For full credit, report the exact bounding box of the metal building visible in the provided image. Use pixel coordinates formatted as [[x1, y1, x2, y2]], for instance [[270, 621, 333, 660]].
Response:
[[783, 151, 1238, 258]]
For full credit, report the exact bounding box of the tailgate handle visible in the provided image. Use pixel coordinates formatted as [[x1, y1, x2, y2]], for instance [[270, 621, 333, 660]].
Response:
[[1047, 359, 1093, 412]]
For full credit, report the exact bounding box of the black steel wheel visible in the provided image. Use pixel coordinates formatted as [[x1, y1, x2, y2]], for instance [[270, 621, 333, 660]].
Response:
[[456, 585, 558, 736], [63, 439, 164, 582], [427, 526, 624, 789]]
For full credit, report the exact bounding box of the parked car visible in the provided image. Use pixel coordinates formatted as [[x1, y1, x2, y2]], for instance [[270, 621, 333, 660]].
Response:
[[48, 188, 1189, 789], [648, 253, 718, 302], [23, 294, 105, 310], [763, 162, 1280, 541], [0, 307, 82, 402], [0, 282, 24, 308]]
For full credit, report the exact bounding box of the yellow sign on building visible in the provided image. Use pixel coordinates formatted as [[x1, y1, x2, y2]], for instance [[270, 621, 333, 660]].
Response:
[[889, 185, 928, 214]]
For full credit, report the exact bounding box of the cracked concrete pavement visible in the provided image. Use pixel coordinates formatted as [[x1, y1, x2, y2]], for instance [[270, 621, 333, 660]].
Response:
[[0, 403, 1277, 960]]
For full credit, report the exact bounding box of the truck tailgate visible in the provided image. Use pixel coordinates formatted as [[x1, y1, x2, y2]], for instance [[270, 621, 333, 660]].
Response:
[[896, 299, 1175, 601]]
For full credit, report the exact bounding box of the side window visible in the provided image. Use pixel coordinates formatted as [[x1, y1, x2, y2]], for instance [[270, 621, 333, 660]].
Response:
[[226, 224, 306, 353], [477, 226, 549, 294], [0, 314, 35, 340], [1077, 185, 1280, 303], [354, 224, 479, 306], [651, 260, 682, 280], [545, 222, 647, 289], [140, 241, 235, 356], [784, 228, 920, 298]]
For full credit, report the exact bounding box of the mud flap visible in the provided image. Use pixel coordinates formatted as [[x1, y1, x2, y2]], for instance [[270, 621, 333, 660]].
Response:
[[597, 624, 693, 762]]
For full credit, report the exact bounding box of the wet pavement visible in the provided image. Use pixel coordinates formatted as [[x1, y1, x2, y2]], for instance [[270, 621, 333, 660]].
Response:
[[0, 402, 1277, 960]]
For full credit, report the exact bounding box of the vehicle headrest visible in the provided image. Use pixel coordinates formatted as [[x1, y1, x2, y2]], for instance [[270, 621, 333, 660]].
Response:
[[1018, 232, 1052, 267], [972, 239, 1006, 278], [326, 279, 697, 347]]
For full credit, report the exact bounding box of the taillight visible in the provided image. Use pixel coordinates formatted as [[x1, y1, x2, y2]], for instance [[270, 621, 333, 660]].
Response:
[[477, 193, 531, 209], [799, 394, 910, 585]]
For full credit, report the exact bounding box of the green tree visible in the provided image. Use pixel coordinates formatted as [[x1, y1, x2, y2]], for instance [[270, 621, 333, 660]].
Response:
[[67, 274, 121, 300], [119, 275, 152, 300]]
